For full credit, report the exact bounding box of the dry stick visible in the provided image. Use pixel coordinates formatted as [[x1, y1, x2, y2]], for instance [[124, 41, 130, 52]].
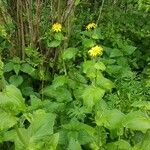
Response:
[[33, 0, 42, 47], [20, 1, 25, 60], [57, 0, 61, 20], [16, 0, 22, 57], [24, 1, 29, 46], [0, 7, 7, 25], [26, 0, 34, 46], [96, 0, 105, 25], [61, 0, 75, 23]]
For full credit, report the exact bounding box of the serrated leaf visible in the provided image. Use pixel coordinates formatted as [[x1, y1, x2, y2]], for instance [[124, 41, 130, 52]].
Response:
[[68, 70, 87, 85], [139, 129, 150, 150], [110, 48, 123, 58], [122, 45, 137, 55], [54, 32, 64, 41], [96, 74, 114, 90], [44, 133, 59, 150], [4, 62, 14, 72], [21, 63, 35, 75], [42, 86, 72, 102], [132, 101, 150, 110], [82, 86, 105, 108], [63, 121, 95, 137], [0, 85, 25, 112], [48, 40, 61, 47], [30, 95, 42, 109], [95, 109, 125, 130], [13, 64, 21, 75], [52, 75, 68, 88], [62, 48, 78, 60], [82, 39, 95, 48], [106, 140, 131, 150], [0, 110, 18, 131], [21, 86, 34, 96], [14, 110, 56, 150], [28, 110, 56, 140], [83, 61, 96, 79], [106, 65, 122, 75], [9, 75, 23, 87], [92, 28, 104, 40], [68, 138, 82, 150], [94, 61, 106, 71], [123, 111, 150, 131]]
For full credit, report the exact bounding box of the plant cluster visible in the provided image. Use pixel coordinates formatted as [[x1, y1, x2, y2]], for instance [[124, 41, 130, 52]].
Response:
[[0, 0, 150, 150]]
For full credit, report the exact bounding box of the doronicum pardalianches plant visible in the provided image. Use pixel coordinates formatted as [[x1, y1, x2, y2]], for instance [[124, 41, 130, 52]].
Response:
[[0, 0, 150, 150]]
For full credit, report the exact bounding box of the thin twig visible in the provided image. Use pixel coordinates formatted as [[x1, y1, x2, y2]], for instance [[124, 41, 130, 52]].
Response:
[[96, 0, 105, 25], [61, 0, 75, 23], [20, 1, 25, 60]]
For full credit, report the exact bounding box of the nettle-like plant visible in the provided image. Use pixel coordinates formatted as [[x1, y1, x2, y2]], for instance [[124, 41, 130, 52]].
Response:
[[1, 21, 150, 150], [0, 1, 150, 150]]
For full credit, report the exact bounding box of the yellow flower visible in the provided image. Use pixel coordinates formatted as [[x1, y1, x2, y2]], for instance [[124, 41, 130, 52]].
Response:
[[52, 23, 62, 32], [88, 45, 103, 57], [86, 23, 96, 30]]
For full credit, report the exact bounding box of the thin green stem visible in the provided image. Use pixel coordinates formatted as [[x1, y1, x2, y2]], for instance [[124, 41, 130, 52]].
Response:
[[63, 60, 67, 75]]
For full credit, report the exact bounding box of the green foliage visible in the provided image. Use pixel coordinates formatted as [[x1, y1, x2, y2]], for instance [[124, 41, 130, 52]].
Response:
[[0, 0, 150, 149], [0, 110, 18, 131]]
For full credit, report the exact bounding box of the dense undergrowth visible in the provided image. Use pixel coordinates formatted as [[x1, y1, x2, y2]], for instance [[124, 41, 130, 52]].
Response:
[[0, 0, 150, 150]]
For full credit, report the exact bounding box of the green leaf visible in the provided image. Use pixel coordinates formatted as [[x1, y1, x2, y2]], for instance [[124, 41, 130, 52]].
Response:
[[13, 64, 21, 75], [52, 75, 68, 88], [88, 142, 99, 150], [21, 63, 35, 75], [0, 110, 18, 131], [95, 109, 125, 130], [91, 28, 104, 40], [83, 61, 96, 79], [131, 101, 150, 110], [2, 129, 17, 142], [27, 110, 56, 140], [9, 75, 23, 87], [110, 48, 123, 58], [42, 86, 72, 102], [63, 120, 95, 137], [21, 86, 34, 96], [94, 61, 106, 71], [48, 40, 61, 48], [68, 70, 87, 85], [82, 86, 105, 108], [44, 133, 59, 150], [68, 138, 82, 150], [78, 130, 93, 145], [30, 95, 42, 108], [14, 110, 56, 150], [82, 39, 95, 48], [106, 140, 131, 150], [62, 48, 78, 60], [106, 65, 122, 75], [122, 45, 137, 55], [4, 62, 14, 72], [0, 85, 25, 112], [54, 32, 64, 41], [96, 74, 114, 90], [139, 129, 150, 150], [123, 111, 150, 132]]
